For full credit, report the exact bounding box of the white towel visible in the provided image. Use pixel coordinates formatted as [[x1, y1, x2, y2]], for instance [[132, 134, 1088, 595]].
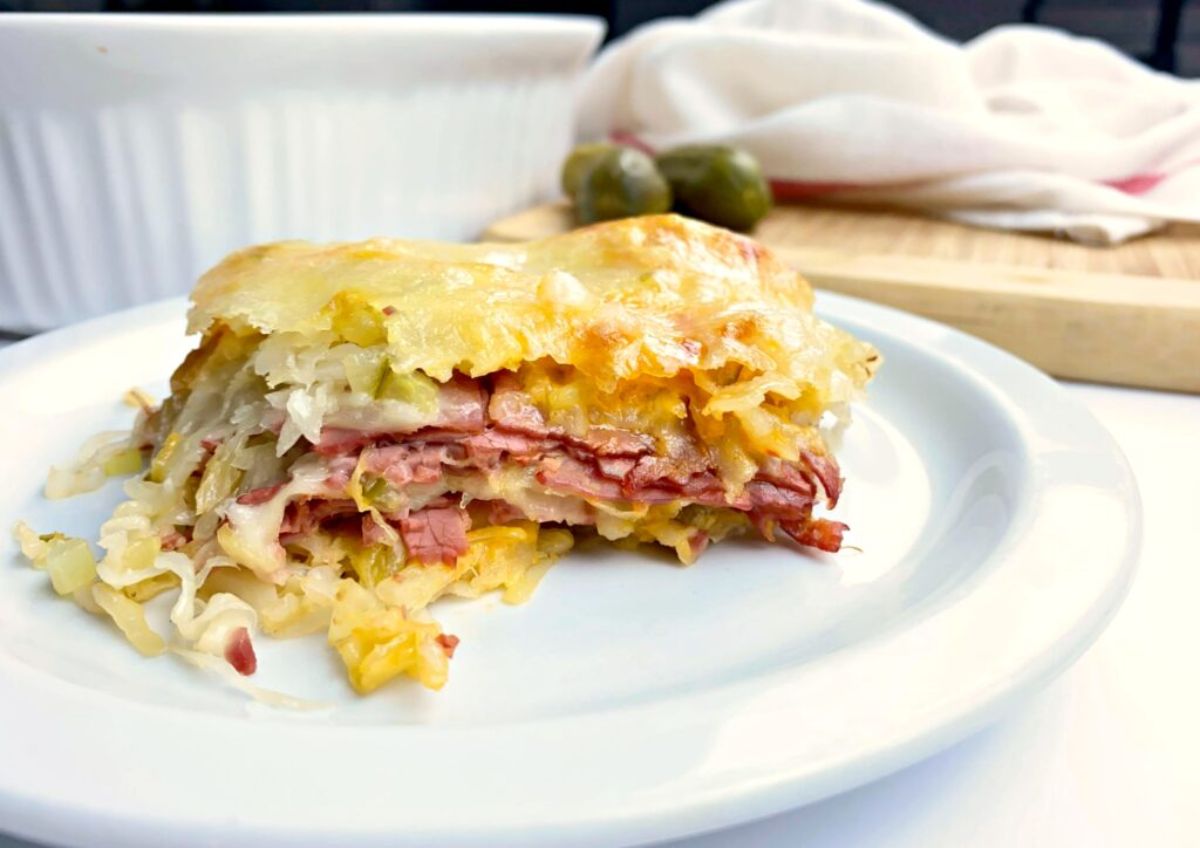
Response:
[[578, 0, 1200, 244]]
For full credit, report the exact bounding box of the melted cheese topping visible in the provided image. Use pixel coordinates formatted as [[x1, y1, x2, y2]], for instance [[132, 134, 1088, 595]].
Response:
[[188, 215, 878, 405]]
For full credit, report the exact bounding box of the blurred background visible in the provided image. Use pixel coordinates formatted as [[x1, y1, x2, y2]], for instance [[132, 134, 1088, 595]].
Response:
[[2, 0, 1197, 386], [3, 0, 1197, 76]]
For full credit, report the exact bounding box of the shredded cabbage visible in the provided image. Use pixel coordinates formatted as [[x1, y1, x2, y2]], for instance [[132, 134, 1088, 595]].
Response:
[[171, 647, 333, 712], [44, 431, 135, 499], [13, 305, 848, 704], [92, 584, 165, 656]]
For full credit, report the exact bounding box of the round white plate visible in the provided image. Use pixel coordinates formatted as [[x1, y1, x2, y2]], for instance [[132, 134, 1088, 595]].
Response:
[[0, 293, 1139, 848]]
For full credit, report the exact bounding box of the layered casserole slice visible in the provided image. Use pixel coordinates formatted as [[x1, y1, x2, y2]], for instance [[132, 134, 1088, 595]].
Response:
[[17, 215, 878, 694]]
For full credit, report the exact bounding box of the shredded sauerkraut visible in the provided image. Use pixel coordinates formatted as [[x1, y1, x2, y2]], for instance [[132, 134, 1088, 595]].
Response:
[[14, 218, 877, 703], [13, 333, 581, 699]]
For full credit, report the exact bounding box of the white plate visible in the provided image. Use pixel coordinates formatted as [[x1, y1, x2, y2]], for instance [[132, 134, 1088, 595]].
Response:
[[0, 293, 1139, 848]]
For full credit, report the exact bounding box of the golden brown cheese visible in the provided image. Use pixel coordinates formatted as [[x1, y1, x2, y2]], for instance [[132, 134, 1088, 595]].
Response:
[[189, 214, 877, 404], [19, 215, 882, 697]]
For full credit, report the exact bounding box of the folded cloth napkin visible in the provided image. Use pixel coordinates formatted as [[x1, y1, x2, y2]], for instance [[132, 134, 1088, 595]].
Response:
[[578, 0, 1200, 244]]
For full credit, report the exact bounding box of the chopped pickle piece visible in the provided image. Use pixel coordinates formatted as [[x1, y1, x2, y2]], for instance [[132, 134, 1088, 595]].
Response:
[[343, 348, 386, 395], [377, 368, 439, 411], [102, 447, 144, 477], [45, 538, 98, 596], [195, 448, 244, 513], [346, 543, 395, 589], [149, 432, 183, 483], [361, 476, 389, 504]]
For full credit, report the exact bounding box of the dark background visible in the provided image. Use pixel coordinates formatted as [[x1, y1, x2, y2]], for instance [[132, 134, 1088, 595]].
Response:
[[3, 0, 1196, 76]]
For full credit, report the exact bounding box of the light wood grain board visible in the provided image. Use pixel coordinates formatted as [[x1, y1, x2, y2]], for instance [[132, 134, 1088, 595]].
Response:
[[483, 203, 1200, 393]]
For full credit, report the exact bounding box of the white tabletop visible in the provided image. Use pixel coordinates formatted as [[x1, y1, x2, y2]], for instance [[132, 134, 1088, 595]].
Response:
[[0, 361, 1195, 847]]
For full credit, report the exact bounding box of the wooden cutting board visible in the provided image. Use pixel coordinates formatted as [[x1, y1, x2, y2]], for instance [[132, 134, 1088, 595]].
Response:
[[483, 203, 1200, 393]]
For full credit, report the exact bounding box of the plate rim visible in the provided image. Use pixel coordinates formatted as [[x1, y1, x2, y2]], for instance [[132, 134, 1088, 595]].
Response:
[[0, 292, 1141, 848]]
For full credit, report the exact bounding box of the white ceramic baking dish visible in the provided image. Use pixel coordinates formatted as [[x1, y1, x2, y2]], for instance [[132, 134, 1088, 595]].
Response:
[[0, 13, 603, 331]]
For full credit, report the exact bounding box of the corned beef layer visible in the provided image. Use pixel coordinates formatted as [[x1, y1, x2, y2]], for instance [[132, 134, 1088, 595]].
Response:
[[244, 371, 847, 564]]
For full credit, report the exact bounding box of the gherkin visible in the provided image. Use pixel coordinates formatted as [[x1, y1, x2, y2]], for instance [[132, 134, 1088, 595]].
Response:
[[561, 142, 618, 199], [656, 144, 772, 231], [572, 147, 673, 224]]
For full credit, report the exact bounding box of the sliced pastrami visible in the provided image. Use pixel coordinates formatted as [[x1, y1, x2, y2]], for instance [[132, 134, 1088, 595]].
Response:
[[398, 506, 471, 566]]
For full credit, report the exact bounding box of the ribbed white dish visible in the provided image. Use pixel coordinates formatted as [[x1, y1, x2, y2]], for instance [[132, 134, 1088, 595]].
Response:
[[0, 14, 603, 332]]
